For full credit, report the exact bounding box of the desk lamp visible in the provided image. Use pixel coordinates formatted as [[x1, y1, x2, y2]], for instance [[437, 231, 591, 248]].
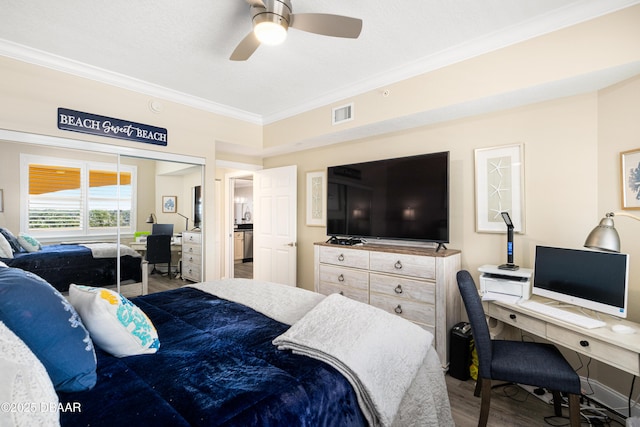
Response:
[[146, 213, 156, 224], [177, 213, 189, 231], [498, 212, 519, 271], [584, 212, 640, 252]]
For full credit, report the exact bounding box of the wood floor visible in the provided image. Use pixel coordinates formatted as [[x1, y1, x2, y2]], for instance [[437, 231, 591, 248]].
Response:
[[142, 274, 618, 426]]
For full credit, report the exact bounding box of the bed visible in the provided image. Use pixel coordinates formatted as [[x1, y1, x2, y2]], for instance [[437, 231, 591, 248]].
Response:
[[0, 243, 143, 292], [0, 271, 453, 427]]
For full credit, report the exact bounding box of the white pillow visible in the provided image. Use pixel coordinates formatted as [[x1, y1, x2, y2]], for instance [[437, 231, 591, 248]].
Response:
[[17, 232, 41, 253], [0, 321, 60, 427], [0, 234, 13, 259], [0, 261, 7, 268], [68, 285, 160, 358]]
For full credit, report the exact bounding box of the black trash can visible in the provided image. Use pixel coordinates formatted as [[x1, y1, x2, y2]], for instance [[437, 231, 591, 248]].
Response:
[[449, 322, 472, 380]]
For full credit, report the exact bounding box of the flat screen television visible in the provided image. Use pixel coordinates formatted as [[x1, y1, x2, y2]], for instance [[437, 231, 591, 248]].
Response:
[[193, 185, 202, 229], [326, 151, 449, 245], [533, 245, 629, 318]]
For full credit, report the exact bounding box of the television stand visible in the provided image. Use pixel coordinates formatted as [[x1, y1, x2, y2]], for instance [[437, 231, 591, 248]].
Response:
[[436, 243, 447, 252]]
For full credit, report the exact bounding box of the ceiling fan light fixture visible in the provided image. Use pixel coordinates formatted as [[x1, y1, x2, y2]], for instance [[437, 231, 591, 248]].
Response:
[[254, 20, 287, 45]]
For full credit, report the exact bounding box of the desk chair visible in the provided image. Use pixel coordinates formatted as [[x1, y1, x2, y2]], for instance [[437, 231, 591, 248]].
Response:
[[456, 270, 581, 427], [146, 235, 173, 279]]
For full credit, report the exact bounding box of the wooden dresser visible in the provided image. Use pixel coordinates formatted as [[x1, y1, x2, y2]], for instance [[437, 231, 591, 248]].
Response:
[[314, 242, 461, 367], [181, 231, 202, 282]]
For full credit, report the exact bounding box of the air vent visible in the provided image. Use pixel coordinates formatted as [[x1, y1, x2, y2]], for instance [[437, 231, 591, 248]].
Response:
[[332, 103, 354, 125]]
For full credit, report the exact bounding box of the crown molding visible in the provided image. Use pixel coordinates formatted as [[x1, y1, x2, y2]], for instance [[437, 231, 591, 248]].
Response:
[[0, 39, 263, 125], [260, 0, 640, 124]]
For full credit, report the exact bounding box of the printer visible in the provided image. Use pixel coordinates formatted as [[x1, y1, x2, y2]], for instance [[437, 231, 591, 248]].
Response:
[[478, 264, 533, 299]]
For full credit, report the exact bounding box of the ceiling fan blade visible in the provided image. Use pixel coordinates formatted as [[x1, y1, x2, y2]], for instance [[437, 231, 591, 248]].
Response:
[[245, 0, 265, 7], [230, 31, 261, 61], [289, 13, 362, 38]]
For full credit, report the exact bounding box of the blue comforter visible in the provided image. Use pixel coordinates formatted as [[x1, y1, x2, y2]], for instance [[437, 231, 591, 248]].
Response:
[[2, 244, 141, 292], [58, 287, 365, 426]]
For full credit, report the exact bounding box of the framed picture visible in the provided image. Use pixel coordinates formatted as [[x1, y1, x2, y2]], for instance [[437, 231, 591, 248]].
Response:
[[306, 171, 326, 226], [621, 148, 640, 209], [0, 189, 3, 213], [475, 143, 525, 233], [162, 195, 177, 213]]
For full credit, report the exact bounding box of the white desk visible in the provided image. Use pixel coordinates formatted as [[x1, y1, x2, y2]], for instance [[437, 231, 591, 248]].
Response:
[[130, 241, 182, 279], [129, 241, 182, 253], [485, 296, 640, 376]]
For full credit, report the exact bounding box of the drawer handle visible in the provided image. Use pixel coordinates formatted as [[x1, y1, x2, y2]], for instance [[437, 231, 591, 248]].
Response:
[[394, 284, 403, 294], [394, 305, 403, 314], [338, 274, 345, 282], [338, 254, 345, 262], [580, 340, 590, 347], [509, 314, 516, 320], [188, 247, 194, 253], [394, 261, 403, 270]]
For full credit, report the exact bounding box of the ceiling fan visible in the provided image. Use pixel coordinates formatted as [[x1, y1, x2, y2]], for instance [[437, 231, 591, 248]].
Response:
[[230, 0, 363, 61]]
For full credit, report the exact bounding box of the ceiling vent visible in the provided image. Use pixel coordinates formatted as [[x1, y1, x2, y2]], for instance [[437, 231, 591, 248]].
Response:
[[332, 103, 354, 125]]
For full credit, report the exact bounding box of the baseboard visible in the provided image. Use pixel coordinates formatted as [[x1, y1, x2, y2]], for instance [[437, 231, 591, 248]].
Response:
[[519, 377, 638, 420], [580, 376, 639, 418]]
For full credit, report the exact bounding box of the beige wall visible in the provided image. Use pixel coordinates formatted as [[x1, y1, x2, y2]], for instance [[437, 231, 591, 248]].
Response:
[[0, 55, 263, 279], [263, 76, 640, 397], [263, 5, 640, 152], [264, 92, 601, 292]]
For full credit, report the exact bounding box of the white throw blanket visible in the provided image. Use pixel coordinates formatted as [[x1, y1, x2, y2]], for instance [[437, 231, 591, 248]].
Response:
[[188, 278, 325, 325], [79, 243, 141, 259], [273, 293, 434, 427]]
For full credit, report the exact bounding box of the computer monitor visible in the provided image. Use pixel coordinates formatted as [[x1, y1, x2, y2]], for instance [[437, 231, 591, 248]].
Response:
[[533, 245, 629, 318], [152, 223, 174, 236]]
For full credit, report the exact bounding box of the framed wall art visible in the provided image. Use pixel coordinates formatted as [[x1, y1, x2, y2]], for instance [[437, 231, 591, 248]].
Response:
[[621, 148, 640, 209], [306, 171, 326, 226], [0, 189, 3, 212], [475, 143, 525, 233], [162, 195, 177, 213]]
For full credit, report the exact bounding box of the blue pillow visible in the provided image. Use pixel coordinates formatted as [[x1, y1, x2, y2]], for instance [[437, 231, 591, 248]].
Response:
[[0, 267, 97, 392], [0, 228, 26, 254]]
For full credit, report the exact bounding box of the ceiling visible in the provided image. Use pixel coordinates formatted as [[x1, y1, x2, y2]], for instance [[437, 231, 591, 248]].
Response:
[[1, 1, 639, 130]]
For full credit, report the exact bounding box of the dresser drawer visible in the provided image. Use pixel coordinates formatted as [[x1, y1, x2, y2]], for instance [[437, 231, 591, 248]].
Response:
[[318, 282, 369, 304], [319, 246, 369, 269], [488, 304, 546, 337], [370, 294, 434, 325], [182, 252, 201, 266], [182, 232, 202, 244], [547, 324, 639, 375], [369, 251, 435, 279], [318, 264, 368, 291], [182, 264, 201, 282], [182, 243, 201, 256], [369, 273, 434, 304]]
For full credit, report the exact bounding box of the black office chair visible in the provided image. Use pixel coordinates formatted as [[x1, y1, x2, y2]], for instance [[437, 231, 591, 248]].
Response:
[[456, 270, 581, 427], [146, 234, 173, 279]]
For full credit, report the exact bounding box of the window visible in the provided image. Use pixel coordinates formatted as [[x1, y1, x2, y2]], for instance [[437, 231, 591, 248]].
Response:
[[21, 155, 136, 238]]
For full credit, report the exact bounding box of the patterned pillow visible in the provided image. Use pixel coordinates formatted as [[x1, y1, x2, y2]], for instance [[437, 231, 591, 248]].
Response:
[[17, 232, 41, 253], [0, 268, 97, 392], [0, 321, 60, 427], [68, 285, 160, 358], [0, 234, 12, 259], [0, 228, 25, 254]]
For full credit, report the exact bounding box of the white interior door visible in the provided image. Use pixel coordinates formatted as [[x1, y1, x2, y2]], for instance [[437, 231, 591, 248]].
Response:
[[253, 165, 297, 286]]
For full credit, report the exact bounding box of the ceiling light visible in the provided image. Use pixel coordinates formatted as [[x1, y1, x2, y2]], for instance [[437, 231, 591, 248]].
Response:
[[254, 21, 287, 45]]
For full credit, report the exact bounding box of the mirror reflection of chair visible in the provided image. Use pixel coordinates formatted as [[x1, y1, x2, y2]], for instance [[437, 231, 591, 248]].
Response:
[[456, 270, 580, 427], [146, 234, 173, 279]]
